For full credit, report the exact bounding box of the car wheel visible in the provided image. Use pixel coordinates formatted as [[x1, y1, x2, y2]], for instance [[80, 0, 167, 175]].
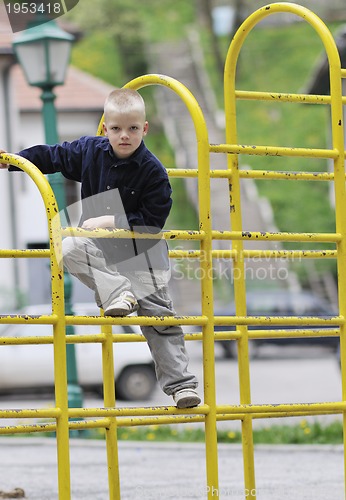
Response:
[[220, 340, 259, 360], [116, 365, 157, 401]]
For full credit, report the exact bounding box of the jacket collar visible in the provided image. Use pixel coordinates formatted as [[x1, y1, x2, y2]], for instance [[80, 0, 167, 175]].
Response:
[[97, 137, 146, 167]]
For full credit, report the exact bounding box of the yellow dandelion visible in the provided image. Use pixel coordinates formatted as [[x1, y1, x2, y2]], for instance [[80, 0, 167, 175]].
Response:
[[304, 427, 311, 435], [300, 419, 308, 428], [227, 431, 236, 440], [146, 433, 156, 440]]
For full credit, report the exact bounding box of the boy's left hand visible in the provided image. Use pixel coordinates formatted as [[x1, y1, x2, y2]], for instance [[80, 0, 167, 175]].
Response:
[[81, 216, 115, 230]]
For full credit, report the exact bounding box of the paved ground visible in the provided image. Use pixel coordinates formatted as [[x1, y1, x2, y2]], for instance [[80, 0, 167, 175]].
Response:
[[0, 347, 344, 499], [0, 437, 344, 499]]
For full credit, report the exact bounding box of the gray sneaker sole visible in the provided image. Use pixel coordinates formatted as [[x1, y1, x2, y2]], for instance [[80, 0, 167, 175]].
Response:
[[176, 395, 201, 409]]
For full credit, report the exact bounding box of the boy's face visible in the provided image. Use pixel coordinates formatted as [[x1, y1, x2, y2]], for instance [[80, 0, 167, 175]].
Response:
[[103, 109, 148, 159]]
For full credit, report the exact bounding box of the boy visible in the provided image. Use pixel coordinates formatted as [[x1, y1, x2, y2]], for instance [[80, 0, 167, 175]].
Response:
[[0, 89, 201, 409]]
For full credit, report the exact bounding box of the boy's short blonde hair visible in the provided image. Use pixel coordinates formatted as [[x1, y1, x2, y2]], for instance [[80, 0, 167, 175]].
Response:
[[104, 88, 146, 120]]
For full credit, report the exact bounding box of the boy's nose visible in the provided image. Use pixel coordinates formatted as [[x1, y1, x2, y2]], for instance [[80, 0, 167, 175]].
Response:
[[120, 130, 129, 139]]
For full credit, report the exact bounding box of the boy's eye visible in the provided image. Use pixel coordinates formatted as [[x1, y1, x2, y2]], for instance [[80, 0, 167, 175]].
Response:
[[130, 126, 139, 131]]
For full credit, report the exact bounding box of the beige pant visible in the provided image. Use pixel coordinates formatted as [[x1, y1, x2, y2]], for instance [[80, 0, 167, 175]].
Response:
[[62, 237, 198, 396]]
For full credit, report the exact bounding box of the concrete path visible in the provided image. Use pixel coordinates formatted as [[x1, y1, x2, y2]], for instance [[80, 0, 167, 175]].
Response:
[[0, 438, 344, 499]]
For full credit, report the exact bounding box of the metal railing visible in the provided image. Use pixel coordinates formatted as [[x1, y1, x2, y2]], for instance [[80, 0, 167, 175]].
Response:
[[0, 2, 346, 499]]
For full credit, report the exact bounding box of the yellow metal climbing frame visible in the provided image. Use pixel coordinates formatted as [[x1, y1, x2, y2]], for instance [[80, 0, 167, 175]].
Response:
[[0, 2, 346, 499]]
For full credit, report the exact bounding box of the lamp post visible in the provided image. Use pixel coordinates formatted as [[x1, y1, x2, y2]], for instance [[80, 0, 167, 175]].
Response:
[[12, 19, 84, 420]]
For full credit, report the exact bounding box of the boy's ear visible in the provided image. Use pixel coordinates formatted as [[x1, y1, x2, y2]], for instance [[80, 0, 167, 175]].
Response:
[[143, 121, 149, 136], [102, 122, 108, 136]]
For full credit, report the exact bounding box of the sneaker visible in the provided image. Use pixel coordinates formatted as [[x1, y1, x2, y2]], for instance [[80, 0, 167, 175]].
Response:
[[104, 291, 139, 317], [173, 388, 201, 409]]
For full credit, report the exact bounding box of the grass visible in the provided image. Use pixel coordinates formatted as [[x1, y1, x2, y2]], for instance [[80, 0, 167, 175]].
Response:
[[11, 416, 344, 445], [202, 20, 343, 276], [71, 32, 123, 86], [114, 419, 344, 445], [136, 0, 195, 43], [63, 418, 344, 445]]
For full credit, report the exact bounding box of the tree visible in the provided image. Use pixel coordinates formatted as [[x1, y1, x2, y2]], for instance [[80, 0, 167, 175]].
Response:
[[198, 0, 224, 77], [68, 0, 148, 79], [198, 0, 245, 78]]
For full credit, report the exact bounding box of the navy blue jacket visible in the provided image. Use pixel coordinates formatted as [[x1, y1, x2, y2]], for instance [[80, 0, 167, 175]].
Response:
[[15, 136, 172, 270]]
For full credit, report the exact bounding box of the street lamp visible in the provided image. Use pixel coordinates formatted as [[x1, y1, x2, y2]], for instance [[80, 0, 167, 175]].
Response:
[[12, 18, 73, 145], [12, 19, 84, 420]]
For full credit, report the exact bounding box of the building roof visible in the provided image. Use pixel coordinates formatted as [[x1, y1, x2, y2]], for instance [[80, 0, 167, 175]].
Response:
[[13, 65, 115, 112], [0, 1, 114, 112]]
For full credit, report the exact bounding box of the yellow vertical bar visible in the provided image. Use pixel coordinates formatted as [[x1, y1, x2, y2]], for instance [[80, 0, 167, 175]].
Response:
[[50, 209, 71, 500], [124, 74, 219, 498], [224, 17, 256, 500], [101, 319, 121, 500], [25, 160, 71, 499], [327, 21, 346, 500], [4, 156, 72, 498], [195, 92, 219, 500], [224, 3, 346, 498], [96, 102, 121, 500]]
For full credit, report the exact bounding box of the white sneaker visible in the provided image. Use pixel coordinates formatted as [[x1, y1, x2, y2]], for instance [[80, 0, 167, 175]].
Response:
[[173, 388, 201, 409], [104, 291, 139, 317]]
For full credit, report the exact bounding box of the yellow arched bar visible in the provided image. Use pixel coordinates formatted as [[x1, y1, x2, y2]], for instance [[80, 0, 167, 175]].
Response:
[[1, 3, 346, 499], [125, 74, 219, 499], [224, 3, 346, 498], [0, 153, 70, 498], [97, 73, 218, 498]]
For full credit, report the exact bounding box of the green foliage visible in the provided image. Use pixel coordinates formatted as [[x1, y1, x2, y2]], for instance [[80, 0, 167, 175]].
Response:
[[144, 130, 199, 232], [13, 418, 344, 444], [67, 0, 196, 79], [116, 419, 343, 445], [203, 21, 343, 277], [67, 0, 195, 42], [81, 418, 344, 445], [71, 32, 123, 86], [252, 419, 343, 445]]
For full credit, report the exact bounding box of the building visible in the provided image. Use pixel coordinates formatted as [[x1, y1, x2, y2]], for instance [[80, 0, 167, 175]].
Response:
[[0, 5, 114, 309]]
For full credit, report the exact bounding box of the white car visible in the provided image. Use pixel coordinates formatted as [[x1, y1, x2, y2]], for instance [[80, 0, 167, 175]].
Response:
[[0, 303, 157, 401]]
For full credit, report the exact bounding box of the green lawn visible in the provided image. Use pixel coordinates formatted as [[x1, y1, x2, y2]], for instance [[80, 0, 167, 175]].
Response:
[[73, 418, 344, 445]]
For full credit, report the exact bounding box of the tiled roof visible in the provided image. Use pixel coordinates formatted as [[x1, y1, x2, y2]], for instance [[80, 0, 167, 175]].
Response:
[[13, 64, 115, 111], [0, 2, 115, 112]]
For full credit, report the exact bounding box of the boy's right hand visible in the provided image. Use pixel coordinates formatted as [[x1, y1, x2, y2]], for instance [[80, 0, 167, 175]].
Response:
[[0, 149, 9, 169]]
